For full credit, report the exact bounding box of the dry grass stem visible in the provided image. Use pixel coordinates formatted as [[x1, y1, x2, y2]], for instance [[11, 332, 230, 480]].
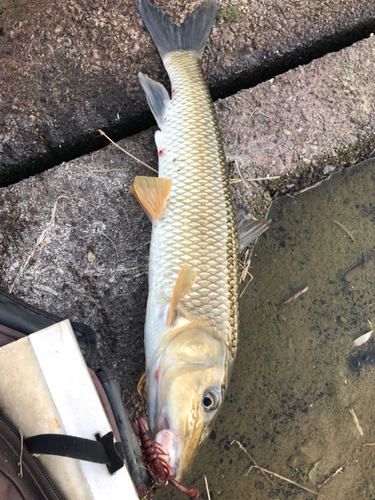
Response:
[[245, 465, 254, 476], [277, 286, 309, 309], [316, 466, 344, 490], [90, 169, 127, 173], [98, 129, 158, 174], [363, 442, 375, 447], [249, 107, 259, 121], [34, 284, 59, 296], [115, 265, 141, 273], [349, 409, 364, 437], [240, 248, 250, 282], [37, 234, 56, 254], [230, 176, 281, 184], [239, 261, 254, 299], [298, 180, 323, 194], [9, 196, 69, 293], [232, 440, 318, 495], [333, 220, 355, 242], [18, 429, 24, 477], [255, 108, 269, 118], [204, 475, 211, 500], [239, 279, 253, 299], [232, 440, 276, 487], [101, 232, 119, 267], [233, 159, 248, 190], [248, 107, 269, 120], [239, 256, 252, 282]]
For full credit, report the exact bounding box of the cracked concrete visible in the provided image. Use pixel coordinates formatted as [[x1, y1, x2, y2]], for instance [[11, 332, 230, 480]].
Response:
[[220, 35, 375, 211], [1, 0, 374, 184]]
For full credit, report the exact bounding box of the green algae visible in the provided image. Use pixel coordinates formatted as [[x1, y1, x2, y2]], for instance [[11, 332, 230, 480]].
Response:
[[217, 7, 244, 23]]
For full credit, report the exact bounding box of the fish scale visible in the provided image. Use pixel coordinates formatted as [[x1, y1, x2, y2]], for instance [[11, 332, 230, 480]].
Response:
[[145, 50, 239, 359]]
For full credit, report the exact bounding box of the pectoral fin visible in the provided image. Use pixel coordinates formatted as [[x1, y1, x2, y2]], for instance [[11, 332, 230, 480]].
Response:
[[168, 264, 197, 326], [137, 372, 147, 400], [131, 176, 172, 221], [235, 206, 271, 250]]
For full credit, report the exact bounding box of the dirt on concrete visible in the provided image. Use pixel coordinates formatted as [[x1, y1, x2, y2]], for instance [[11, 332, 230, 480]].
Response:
[[1, 0, 374, 184]]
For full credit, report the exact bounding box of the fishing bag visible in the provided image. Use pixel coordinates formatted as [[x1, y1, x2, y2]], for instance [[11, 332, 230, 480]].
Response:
[[0, 289, 147, 500]]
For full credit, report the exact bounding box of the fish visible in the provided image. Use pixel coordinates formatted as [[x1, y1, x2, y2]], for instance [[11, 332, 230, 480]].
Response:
[[133, 0, 269, 481]]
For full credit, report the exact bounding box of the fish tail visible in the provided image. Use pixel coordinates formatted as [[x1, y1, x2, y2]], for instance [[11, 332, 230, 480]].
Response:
[[138, 0, 218, 60]]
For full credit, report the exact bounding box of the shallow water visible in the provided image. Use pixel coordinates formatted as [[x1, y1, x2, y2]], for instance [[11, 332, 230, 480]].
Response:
[[162, 158, 375, 500]]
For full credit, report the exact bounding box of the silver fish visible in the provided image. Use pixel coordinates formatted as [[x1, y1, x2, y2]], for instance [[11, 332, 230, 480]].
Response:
[[133, 0, 268, 480]]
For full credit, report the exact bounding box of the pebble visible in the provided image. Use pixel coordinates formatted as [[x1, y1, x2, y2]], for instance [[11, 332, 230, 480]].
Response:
[[323, 165, 335, 174]]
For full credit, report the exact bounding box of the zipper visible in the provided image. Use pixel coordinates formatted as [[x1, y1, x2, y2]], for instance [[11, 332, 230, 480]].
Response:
[[0, 415, 64, 500]]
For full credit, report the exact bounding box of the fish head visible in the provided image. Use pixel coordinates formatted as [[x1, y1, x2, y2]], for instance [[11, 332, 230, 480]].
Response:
[[146, 322, 229, 481]]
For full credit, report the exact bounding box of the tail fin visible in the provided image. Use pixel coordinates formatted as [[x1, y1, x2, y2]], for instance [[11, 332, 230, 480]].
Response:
[[138, 0, 217, 59]]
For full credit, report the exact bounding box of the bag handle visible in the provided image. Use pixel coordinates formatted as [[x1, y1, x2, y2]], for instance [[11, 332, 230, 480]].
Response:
[[25, 431, 125, 474]]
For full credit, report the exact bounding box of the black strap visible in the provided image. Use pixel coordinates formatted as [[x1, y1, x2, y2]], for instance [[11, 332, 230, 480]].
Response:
[[25, 432, 125, 474]]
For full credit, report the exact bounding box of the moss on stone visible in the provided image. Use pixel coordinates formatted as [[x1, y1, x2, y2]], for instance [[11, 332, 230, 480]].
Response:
[[216, 7, 244, 23]]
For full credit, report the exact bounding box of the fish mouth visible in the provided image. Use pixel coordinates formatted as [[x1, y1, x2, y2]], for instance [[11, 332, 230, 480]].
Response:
[[154, 407, 205, 481], [155, 425, 181, 475]]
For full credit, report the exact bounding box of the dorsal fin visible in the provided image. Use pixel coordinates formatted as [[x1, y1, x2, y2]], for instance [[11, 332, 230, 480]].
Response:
[[168, 264, 197, 327], [131, 176, 172, 221]]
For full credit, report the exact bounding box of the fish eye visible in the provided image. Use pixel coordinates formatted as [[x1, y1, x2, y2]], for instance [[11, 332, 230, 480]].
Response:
[[202, 389, 221, 412]]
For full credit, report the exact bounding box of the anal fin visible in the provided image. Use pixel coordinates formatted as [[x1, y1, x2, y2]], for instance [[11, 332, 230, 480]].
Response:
[[131, 176, 172, 221], [168, 264, 197, 327]]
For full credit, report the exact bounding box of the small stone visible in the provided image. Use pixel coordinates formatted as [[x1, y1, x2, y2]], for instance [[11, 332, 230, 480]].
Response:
[[255, 481, 264, 489], [263, 191, 272, 202], [323, 165, 335, 174]]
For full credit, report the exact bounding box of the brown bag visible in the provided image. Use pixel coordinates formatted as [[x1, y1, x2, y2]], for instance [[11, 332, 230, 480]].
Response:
[[0, 324, 63, 500], [0, 415, 63, 500]]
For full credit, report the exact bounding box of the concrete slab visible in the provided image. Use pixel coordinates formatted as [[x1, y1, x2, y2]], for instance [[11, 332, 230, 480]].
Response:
[[0, 35, 374, 419], [220, 34, 375, 214], [1, 0, 374, 184]]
